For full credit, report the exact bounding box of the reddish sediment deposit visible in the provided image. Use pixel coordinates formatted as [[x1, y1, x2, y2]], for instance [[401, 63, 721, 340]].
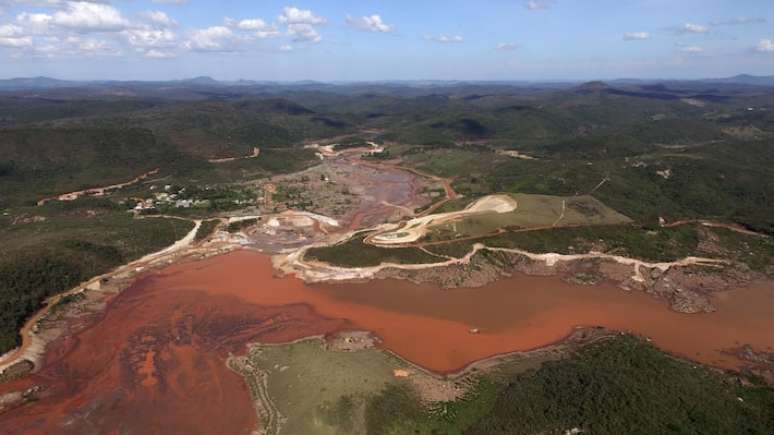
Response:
[[0, 262, 348, 435], [1, 249, 773, 433]]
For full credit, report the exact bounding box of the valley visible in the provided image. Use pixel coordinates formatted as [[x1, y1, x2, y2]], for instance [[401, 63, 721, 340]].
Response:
[[0, 78, 773, 434]]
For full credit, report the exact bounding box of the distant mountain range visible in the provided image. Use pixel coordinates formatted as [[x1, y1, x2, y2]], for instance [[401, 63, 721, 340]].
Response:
[[1, 74, 773, 92], [708, 74, 774, 86], [0, 76, 79, 89]]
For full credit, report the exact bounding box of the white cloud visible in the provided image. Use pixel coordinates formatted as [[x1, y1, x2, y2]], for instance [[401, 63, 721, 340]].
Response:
[[75, 38, 120, 55], [525, 0, 553, 11], [184, 25, 238, 51], [345, 14, 393, 33], [0, 23, 31, 47], [497, 42, 518, 50], [0, 36, 31, 47], [278, 6, 326, 25], [679, 45, 703, 54], [51, 1, 130, 32], [0, 23, 22, 36], [139, 11, 176, 27], [755, 39, 774, 53], [37, 35, 123, 57], [2, 4, 159, 57], [279, 44, 292, 52], [124, 27, 175, 48], [233, 18, 268, 30], [426, 34, 463, 44], [254, 28, 279, 38], [224, 17, 279, 38], [623, 32, 650, 41], [15, 12, 52, 34], [277, 7, 325, 43], [676, 22, 709, 34], [287, 22, 320, 42]]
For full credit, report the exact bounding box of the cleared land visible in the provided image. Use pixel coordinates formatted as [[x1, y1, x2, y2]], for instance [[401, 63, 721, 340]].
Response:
[[232, 337, 416, 435], [257, 152, 442, 231], [369, 193, 630, 246]]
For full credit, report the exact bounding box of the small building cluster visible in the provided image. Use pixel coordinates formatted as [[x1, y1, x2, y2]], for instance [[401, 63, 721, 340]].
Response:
[[131, 185, 211, 214]]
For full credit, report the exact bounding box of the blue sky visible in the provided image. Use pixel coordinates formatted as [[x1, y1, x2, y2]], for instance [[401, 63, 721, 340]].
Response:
[[0, 0, 772, 81]]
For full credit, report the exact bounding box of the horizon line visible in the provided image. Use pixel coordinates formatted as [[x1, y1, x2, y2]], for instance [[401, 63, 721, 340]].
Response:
[[0, 73, 772, 85]]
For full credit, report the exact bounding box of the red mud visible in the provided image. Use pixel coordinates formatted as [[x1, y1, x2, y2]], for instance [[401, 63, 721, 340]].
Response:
[[333, 156, 432, 230], [2, 249, 773, 434], [0, 268, 348, 435]]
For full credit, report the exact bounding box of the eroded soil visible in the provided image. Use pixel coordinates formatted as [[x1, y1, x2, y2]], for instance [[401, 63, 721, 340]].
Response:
[[258, 152, 443, 231]]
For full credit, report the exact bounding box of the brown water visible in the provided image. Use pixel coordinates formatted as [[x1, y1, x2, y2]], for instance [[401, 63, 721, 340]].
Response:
[[149, 250, 774, 373], [1, 249, 772, 434]]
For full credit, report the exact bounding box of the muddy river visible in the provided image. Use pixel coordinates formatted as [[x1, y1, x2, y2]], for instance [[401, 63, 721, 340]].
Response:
[[1, 249, 773, 434], [188, 250, 774, 372]]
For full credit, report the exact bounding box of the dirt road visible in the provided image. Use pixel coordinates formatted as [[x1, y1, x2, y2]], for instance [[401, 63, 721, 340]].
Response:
[[208, 147, 261, 163], [36, 168, 160, 206]]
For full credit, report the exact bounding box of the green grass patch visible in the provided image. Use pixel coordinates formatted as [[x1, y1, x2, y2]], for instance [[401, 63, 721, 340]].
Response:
[[241, 339, 411, 435], [424, 194, 630, 244], [226, 218, 258, 233], [194, 219, 220, 241], [306, 235, 441, 267], [429, 224, 701, 263]]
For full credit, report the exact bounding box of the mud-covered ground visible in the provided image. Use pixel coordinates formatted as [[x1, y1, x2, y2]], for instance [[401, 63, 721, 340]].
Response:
[[0, 261, 350, 435], [1, 141, 772, 435], [257, 152, 444, 231]]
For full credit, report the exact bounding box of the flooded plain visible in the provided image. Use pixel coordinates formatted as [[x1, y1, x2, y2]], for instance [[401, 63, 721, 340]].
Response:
[[198, 250, 773, 373], [1, 249, 773, 434]]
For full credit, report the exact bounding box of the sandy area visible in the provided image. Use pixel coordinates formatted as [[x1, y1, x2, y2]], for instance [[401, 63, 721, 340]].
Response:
[[369, 194, 518, 245]]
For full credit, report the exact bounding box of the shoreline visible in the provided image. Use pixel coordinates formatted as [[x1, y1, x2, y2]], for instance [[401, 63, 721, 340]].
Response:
[[2, 148, 770, 390], [0, 225, 764, 380], [0, 219, 210, 375], [1, 239, 772, 433]]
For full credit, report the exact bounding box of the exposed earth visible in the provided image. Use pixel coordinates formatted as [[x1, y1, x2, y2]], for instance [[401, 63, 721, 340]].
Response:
[[0, 142, 772, 434]]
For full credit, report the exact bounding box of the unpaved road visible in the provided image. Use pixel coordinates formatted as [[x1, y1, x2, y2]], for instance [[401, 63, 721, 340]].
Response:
[[276, 241, 726, 285], [208, 147, 261, 163], [662, 218, 769, 238], [36, 168, 160, 206], [1, 138, 771, 435]]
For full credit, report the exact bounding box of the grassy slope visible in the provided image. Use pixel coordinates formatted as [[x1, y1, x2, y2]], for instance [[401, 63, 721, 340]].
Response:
[[244, 339, 407, 435], [194, 219, 220, 241], [306, 235, 441, 268], [0, 126, 181, 206], [425, 194, 631, 243], [427, 224, 700, 263]]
